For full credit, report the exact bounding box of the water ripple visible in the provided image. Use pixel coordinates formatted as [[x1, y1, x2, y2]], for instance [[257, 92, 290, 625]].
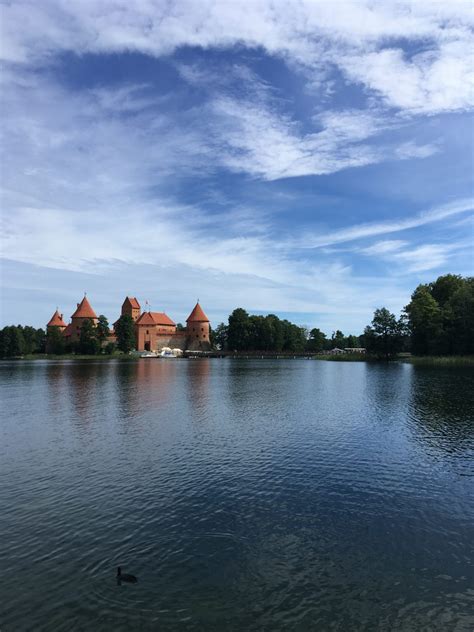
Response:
[[0, 359, 473, 631]]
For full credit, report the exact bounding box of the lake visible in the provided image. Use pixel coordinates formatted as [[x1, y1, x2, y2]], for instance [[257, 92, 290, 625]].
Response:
[[1, 359, 473, 631]]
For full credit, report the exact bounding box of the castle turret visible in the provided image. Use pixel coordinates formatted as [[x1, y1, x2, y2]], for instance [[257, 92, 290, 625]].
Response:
[[67, 295, 98, 342], [46, 309, 67, 353], [121, 296, 141, 321], [186, 302, 210, 348], [46, 309, 66, 333]]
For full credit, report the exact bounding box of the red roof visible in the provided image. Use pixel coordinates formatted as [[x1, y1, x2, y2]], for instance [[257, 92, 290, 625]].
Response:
[[63, 323, 74, 337], [71, 296, 97, 319], [136, 311, 176, 326], [123, 296, 140, 309], [47, 309, 66, 327], [186, 302, 209, 322]]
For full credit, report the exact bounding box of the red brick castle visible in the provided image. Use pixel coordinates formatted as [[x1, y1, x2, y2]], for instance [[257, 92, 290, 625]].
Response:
[[46, 295, 211, 352]]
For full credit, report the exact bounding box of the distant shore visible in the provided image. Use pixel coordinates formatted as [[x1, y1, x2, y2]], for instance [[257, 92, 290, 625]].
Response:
[[2, 353, 474, 366]]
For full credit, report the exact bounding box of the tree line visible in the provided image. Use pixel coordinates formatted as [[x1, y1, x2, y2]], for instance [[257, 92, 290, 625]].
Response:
[[1, 274, 472, 358], [213, 274, 473, 358], [0, 314, 137, 357], [0, 325, 46, 357], [212, 309, 364, 353]]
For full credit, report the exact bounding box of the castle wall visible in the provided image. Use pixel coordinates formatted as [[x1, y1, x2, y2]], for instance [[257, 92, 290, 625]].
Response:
[[136, 329, 188, 352]]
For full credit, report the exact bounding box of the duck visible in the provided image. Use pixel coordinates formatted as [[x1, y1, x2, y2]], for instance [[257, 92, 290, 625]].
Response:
[[117, 567, 138, 584]]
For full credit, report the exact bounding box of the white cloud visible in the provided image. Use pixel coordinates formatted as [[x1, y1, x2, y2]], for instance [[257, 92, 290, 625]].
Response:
[[360, 238, 471, 273], [361, 240, 408, 255], [1, 1, 473, 116], [391, 244, 453, 272], [298, 198, 474, 249], [395, 141, 439, 160], [339, 41, 474, 115]]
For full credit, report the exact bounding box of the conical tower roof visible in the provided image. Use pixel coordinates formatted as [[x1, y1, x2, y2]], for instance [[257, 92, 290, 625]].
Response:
[[71, 296, 97, 319], [47, 309, 66, 327], [186, 302, 209, 322]]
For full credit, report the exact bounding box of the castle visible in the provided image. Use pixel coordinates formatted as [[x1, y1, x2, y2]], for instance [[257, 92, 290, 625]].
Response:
[[46, 295, 211, 352]]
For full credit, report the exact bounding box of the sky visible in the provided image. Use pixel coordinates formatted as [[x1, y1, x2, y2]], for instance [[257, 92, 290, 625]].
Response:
[[1, 0, 473, 333]]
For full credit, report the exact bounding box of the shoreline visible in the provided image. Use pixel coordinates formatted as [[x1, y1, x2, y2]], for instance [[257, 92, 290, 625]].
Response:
[[2, 353, 474, 366]]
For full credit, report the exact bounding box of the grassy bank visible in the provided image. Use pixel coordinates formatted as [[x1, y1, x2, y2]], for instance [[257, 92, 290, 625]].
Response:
[[2, 353, 134, 361], [400, 355, 474, 366]]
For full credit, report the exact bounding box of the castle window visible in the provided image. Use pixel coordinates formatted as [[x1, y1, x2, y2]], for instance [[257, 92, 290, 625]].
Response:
[[146, 330, 149, 334], [201, 327, 204, 332]]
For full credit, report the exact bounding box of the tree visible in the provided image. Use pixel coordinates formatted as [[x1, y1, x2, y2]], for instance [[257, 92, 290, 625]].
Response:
[[0, 326, 25, 357], [331, 330, 346, 349], [430, 274, 465, 308], [346, 334, 360, 348], [104, 342, 116, 355], [212, 322, 228, 350], [364, 307, 403, 359], [404, 275, 473, 356], [281, 320, 306, 352], [447, 279, 474, 355], [307, 327, 327, 352], [96, 315, 110, 345], [404, 285, 442, 355], [115, 315, 136, 353], [227, 308, 250, 351], [46, 327, 65, 354], [79, 319, 100, 355]]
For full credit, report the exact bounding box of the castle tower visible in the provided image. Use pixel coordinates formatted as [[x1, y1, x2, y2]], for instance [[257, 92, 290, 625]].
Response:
[[46, 309, 67, 353], [68, 295, 98, 342], [121, 296, 141, 321], [186, 301, 210, 348], [46, 309, 67, 333]]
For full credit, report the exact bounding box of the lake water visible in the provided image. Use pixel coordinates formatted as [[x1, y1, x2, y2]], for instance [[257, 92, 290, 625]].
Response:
[[1, 359, 473, 631]]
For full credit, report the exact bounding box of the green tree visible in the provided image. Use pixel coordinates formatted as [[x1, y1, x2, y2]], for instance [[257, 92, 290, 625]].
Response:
[[115, 314, 136, 353], [404, 285, 442, 355], [430, 274, 465, 308], [35, 328, 47, 353], [307, 327, 327, 352], [447, 278, 474, 355], [266, 314, 284, 351], [364, 307, 403, 359], [1, 326, 26, 357], [346, 334, 360, 348], [104, 342, 116, 355], [281, 320, 306, 352], [46, 327, 65, 354], [227, 308, 250, 351], [79, 319, 100, 355], [331, 330, 346, 349], [212, 322, 228, 350], [96, 315, 110, 346]]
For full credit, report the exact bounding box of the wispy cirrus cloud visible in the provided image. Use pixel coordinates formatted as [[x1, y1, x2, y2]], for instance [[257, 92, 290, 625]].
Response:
[[297, 198, 474, 249], [361, 240, 409, 256], [360, 238, 472, 273]]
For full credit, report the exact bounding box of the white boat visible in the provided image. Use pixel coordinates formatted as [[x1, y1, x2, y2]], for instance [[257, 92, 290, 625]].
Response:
[[160, 347, 176, 358]]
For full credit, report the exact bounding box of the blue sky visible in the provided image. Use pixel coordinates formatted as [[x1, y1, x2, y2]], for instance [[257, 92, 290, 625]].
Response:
[[1, 1, 473, 333]]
